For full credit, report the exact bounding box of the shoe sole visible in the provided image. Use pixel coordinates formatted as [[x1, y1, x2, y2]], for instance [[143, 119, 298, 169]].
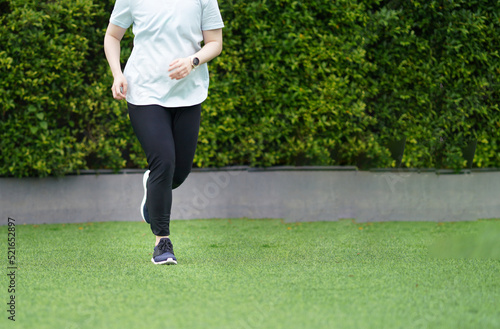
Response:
[[140, 170, 150, 222], [151, 257, 177, 265]]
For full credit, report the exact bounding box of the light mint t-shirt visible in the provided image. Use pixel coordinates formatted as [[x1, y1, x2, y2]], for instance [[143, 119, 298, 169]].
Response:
[[110, 0, 224, 107]]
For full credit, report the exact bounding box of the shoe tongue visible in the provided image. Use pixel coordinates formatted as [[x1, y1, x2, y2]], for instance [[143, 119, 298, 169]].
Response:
[[159, 238, 172, 251]]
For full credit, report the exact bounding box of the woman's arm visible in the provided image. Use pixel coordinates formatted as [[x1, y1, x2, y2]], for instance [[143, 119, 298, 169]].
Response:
[[168, 28, 223, 80], [104, 23, 128, 100], [197, 28, 224, 65]]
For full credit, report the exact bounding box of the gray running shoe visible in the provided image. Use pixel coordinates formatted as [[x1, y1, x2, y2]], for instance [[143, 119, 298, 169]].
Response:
[[151, 238, 177, 265]]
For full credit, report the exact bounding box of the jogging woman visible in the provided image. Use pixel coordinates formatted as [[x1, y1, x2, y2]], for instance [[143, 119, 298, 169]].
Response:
[[104, 0, 224, 265]]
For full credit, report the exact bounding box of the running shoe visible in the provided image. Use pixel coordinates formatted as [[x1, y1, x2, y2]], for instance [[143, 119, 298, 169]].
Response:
[[151, 238, 177, 265], [141, 170, 150, 223]]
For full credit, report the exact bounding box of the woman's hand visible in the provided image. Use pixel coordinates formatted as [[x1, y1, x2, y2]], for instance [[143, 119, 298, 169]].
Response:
[[111, 73, 128, 100], [167, 29, 223, 81], [168, 57, 193, 80]]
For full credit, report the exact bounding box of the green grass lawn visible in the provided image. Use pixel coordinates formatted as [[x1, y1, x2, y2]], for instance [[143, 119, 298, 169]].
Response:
[[1, 218, 499, 329]]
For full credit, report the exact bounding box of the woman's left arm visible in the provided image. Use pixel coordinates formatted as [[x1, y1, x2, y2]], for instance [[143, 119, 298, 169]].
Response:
[[168, 29, 223, 80], [196, 28, 223, 65]]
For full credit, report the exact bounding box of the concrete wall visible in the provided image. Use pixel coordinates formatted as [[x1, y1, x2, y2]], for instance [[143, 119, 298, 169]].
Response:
[[1, 168, 499, 225]]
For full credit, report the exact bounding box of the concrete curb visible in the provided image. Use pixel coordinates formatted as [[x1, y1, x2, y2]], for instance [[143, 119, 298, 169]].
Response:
[[1, 168, 499, 225]]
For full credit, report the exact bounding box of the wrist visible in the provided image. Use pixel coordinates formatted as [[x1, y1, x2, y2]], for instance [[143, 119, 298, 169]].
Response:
[[190, 55, 200, 69], [111, 70, 124, 79]]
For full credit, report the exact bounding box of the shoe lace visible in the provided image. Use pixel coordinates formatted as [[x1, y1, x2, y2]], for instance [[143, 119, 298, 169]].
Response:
[[157, 239, 174, 253]]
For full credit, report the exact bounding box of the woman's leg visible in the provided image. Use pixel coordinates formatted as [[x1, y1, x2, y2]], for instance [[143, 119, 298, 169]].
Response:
[[128, 103, 202, 239], [128, 103, 175, 238], [171, 104, 202, 189]]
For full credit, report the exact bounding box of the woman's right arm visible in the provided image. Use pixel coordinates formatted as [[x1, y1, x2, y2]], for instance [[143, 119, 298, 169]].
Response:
[[104, 23, 128, 100]]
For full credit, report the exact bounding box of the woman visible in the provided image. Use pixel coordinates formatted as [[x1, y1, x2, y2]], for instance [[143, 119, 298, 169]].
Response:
[[104, 0, 224, 265]]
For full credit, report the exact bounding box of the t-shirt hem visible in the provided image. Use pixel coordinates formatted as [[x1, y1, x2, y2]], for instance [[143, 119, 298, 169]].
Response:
[[126, 94, 208, 108], [202, 23, 225, 31]]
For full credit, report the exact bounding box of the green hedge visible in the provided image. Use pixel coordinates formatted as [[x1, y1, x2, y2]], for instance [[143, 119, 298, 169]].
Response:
[[1, 0, 499, 177], [0, 0, 142, 177]]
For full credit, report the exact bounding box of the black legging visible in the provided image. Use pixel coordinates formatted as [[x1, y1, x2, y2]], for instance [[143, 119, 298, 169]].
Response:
[[128, 103, 201, 237]]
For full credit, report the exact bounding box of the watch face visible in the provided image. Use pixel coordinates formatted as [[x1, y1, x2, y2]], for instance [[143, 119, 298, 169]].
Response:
[[193, 57, 200, 66]]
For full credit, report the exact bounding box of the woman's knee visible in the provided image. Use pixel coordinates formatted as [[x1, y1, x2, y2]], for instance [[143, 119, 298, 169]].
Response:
[[172, 168, 191, 189], [150, 154, 175, 178]]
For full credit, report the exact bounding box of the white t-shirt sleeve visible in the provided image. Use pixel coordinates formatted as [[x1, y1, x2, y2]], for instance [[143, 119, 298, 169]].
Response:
[[110, 0, 133, 29], [201, 0, 225, 30]]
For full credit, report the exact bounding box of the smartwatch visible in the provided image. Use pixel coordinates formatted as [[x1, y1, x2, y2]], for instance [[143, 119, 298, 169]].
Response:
[[191, 56, 200, 69]]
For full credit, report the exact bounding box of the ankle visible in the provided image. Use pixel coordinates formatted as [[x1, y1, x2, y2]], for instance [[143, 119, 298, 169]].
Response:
[[155, 236, 169, 246]]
